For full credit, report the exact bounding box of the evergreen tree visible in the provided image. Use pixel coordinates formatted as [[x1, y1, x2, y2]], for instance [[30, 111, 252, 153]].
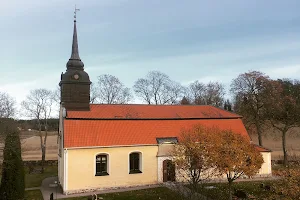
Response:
[[224, 99, 232, 111], [224, 100, 228, 110], [0, 119, 25, 200], [180, 96, 190, 105]]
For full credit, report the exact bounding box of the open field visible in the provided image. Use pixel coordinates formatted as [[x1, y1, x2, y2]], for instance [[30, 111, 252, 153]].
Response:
[[250, 127, 300, 160], [0, 130, 58, 162]]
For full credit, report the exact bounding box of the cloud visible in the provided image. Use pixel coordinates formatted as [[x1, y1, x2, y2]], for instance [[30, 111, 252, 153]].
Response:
[[0, 81, 38, 105], [85, 66, 111, 72], [262, 65, 300, 79], [2, 0, 300, 115], [0, 0, 63, 17]]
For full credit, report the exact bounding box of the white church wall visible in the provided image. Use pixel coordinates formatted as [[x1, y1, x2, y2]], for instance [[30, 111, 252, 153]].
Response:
[[157, 156, 172, 183], [257, 152, 272, 176], [64, 145, 159, 194]]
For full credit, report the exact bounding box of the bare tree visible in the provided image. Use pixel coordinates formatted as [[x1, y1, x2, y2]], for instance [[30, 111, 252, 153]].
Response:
[[230, 71, 269, 146], [52, 86, 61, 118], [186, 81, 206, 105], [53, 86, 60, 105], [95, 74, 132, 104], [185, 81, 225, 107], [203, 82, 225, 107], [0, 92, 16, 118], [89, 83, 98, 104], [164, 82, 184, 104], [21, 89, 54, 172], [133, 71, 184, 104], [133, 78, 152, 104], [263, 79, 300, 166]]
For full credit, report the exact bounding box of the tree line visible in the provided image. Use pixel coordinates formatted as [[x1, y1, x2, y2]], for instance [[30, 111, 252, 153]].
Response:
[[1, 70, 300, 166], [91, 71, 226, 107], [231, 71, 300, 166]]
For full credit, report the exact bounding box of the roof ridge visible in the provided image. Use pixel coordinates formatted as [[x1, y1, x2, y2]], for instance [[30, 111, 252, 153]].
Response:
[[65, 117, 242, 120], [67, 104, 242, 119], [209, 106, 243, 118], [252, 144, 272, 152], [89, 104, 212, 106]]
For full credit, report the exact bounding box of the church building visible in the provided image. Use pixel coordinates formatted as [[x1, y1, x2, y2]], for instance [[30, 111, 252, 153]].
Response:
[[58, 17, 272, 195]]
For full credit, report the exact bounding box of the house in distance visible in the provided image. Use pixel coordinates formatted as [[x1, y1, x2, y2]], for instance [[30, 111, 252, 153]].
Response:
[[57, 16, 272, 195]]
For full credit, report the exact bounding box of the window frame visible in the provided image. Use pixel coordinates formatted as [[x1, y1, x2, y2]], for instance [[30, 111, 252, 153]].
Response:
[[95, 153, 109, 176], [129, 151, 142, 174]]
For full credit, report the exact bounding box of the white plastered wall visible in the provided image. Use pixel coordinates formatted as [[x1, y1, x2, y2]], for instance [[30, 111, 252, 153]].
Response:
[[58, 105, 65, 190], [158, 152, 272, 184], [157, 156, 172, 183], [258, 152, 272, 176]]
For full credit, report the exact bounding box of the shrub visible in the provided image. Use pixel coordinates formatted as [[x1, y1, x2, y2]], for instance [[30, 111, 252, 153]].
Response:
[[0, 119, 25, 199], [271, 166, 300, 199]]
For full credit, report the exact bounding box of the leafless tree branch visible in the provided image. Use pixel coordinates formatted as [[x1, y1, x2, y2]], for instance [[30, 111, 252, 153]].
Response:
[[0, 92, 16, 118], [95, 74, 132, 104], [134, 71, 184, 105]]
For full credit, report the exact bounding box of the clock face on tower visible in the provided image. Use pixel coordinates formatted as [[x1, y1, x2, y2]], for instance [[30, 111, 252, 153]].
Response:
[[73, 74, 80, 80]]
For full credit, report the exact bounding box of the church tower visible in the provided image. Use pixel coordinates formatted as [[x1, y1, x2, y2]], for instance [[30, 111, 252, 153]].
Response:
[[59, 10, 91, 111]]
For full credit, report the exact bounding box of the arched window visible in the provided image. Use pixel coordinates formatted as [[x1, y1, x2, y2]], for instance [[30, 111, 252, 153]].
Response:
[[95, 154, 109, 176], [129, 152, 142, 174]]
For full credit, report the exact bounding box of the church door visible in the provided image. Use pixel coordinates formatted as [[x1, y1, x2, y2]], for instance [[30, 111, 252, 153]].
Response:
[[163, 160, 175, 182]]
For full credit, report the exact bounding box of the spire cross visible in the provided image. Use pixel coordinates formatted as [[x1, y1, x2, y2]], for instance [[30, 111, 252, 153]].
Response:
[[74, 5, 80, 21]]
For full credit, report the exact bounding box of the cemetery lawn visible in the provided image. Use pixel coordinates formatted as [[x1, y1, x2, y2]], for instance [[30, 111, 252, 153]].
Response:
[[0, 165, 57, 188], [192, 181, 275, 200], [24, 189, 43, 200], [63, 187, 182, 200], [25, 165, 57, 188]]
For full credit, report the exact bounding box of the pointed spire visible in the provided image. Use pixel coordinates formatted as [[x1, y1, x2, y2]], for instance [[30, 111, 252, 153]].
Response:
[[70, 19, 80, 60], [67, 5, 84, 69]]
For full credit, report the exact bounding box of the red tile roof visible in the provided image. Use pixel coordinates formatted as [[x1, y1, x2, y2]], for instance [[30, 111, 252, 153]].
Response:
[[254, 144, 272, 152], [64, 118, 250, 148], [66, 104, 241, 119]]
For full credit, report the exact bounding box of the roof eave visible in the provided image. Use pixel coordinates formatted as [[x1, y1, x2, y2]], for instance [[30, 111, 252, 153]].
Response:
[[64, 117, 243, 120]]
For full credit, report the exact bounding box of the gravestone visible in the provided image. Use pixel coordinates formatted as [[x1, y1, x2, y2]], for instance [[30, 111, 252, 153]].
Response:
[[50, 193, 54, 200], [234, 189, 247, 198]]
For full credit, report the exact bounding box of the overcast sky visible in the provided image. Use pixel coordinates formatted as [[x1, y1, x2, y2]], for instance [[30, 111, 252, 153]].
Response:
[[1, 0, 300, 111]]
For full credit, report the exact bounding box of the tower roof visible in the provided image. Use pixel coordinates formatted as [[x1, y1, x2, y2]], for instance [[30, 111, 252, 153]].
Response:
[[70, 19, 80, 60], [66, 15, 84, 70], [59, 7, 91, 111]]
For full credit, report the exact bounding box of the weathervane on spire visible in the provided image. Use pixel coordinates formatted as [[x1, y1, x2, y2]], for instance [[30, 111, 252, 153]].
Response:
[[74, 5, 80, 22]]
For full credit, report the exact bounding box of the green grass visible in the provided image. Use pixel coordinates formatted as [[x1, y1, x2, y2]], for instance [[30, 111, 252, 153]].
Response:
[[63, 187, 183, 200], [191, 181, 275, 200], [24, 189, 43, 200], [25, 165, 58, 188], [0, 165, 57, 188]]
